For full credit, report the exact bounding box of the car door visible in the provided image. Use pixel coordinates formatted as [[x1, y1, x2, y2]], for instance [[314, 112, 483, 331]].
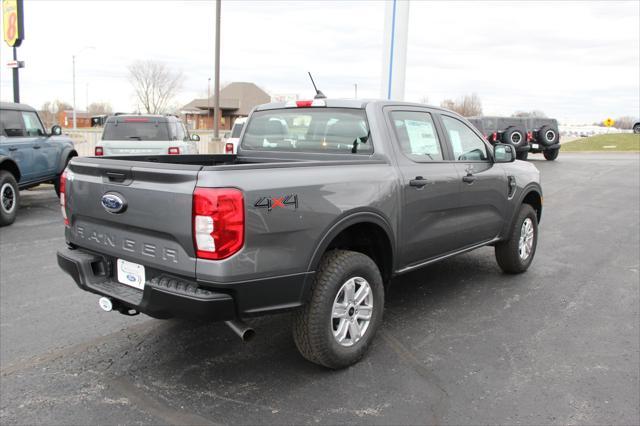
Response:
[[438, 113, 508, 247], [385, 107, 463, 269], [0, 109, 35, 184], [21, 110, 58, 179]]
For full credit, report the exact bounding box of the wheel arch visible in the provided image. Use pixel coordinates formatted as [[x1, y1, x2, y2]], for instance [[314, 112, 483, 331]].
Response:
[[306, 211, 396, 286], [0, 156, 21, 182], [56, 148, 78, 174]]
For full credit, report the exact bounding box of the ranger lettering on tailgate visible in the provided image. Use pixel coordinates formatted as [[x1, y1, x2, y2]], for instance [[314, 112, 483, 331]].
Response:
[[74, 225, 179, 263]]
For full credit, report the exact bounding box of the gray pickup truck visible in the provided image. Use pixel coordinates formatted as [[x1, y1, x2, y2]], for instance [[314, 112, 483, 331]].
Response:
[[57, 99, 542, 368]]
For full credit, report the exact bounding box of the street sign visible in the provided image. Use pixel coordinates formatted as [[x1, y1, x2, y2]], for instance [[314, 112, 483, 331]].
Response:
[[6, 60, 24, 68], [603, 118, 615, 127], [2, 0, 24, 47]]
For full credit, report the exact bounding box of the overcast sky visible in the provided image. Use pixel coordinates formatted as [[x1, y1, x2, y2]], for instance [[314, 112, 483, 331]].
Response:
[[1, 0, 638, 124]]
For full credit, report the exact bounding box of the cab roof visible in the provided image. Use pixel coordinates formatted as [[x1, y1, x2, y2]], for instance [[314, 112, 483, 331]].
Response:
[[0, 101, 37, 112]]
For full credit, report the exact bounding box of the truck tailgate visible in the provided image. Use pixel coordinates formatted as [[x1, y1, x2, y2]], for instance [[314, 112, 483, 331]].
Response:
[[65, 158, 201, 277]]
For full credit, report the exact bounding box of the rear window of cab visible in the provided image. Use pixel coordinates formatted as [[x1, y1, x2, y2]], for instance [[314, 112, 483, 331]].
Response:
[[242, 108, 372, 154]]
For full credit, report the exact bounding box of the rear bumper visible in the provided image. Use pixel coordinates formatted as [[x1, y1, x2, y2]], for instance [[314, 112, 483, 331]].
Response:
[[57, 248, 236, 320], [529, 142, 560, 152], [57, 246, 312, 320]]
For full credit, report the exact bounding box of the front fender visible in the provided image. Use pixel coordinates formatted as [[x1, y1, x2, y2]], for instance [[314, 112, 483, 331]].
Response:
[[56, 147, 77, 174], [501, 183, 543, 239]]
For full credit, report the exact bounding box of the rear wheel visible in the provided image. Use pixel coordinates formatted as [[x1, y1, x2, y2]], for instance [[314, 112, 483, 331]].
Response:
[[516, 150, 529, 161], [543, 149, 559, 161], [633, 124, 640, 134], [293, 250, 384, 369], [495, 204, 538, 274], [0, 171, 19, 227]]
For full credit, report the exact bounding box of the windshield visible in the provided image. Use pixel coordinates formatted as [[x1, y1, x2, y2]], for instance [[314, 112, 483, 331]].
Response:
[[242, 108, 372, 154], [102, 121, 170, 141]]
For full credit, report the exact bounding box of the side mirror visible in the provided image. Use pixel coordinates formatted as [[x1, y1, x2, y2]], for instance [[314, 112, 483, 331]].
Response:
[[494, 143, 516, 163], [51, 125, 62, 136], [191, 134, 200, 142]]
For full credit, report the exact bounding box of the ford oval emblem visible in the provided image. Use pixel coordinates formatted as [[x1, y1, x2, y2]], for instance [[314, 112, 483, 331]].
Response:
[[101, 193, 127, 214]]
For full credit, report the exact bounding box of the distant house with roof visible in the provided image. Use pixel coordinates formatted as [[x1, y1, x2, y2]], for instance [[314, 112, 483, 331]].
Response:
[[181, 82, 271, 130]]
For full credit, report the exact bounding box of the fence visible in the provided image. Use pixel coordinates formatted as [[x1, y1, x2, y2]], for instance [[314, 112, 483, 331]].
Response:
[[62, 129, 226, 156]]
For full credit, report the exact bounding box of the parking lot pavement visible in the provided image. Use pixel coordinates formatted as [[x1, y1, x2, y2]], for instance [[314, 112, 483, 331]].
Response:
[[1, 153, 638, 425]]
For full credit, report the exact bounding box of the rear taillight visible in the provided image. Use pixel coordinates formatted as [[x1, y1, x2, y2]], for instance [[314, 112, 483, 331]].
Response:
[[193, 188, 244, 260], [95, 146, 104, 156], [60, 170, 69, 226], [492, 132, 498, 142], [168, 147, 181, 155], [225, 143, 234, 154]]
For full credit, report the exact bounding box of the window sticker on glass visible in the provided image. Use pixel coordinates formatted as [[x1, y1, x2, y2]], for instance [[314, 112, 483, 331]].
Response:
[[405, 120, 439, 155]]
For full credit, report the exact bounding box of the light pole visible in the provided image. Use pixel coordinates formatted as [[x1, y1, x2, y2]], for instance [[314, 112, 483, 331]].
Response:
[[207, 77, 211, 129], [213, 0, 221, 139], [72, 46, 95, 129]]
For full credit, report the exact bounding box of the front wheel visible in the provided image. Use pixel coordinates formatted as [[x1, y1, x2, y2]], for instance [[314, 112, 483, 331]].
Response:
[[293, 250, 384, 369], [495, 204, 538, 274], [0, 171, 20, 227]]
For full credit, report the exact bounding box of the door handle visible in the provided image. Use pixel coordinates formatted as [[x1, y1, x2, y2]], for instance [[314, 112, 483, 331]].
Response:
[[410, 176, 429, 188], [462, 175, 476, 184], [33, 145, 41, 149], [8, 147, 17, 151]]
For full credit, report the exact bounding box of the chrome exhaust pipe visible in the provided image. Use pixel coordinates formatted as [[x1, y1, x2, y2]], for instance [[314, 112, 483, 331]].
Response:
[[225, 320, 255, 342]]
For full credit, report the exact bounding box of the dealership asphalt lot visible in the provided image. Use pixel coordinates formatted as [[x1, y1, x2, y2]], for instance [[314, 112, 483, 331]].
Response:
[[1, 152, 638, 425]]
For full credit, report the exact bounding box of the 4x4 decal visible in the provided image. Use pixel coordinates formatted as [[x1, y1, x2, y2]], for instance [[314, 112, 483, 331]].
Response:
[[254, 194, 299, 211]]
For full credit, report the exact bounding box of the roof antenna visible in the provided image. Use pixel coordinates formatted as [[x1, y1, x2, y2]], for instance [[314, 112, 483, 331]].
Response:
[[308, 72, 326, 99]]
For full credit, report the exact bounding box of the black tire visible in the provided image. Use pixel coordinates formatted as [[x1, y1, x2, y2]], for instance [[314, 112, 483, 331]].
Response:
[[502, 127, 526, 148], [633, 123, 640, 134], [543, 148, 559, 161], [537, 125, 558, 146], [293, 250, 384, 369], [516, 150, 529, 161], [495, 204, 538, 274], [0, 171, 20, 227]]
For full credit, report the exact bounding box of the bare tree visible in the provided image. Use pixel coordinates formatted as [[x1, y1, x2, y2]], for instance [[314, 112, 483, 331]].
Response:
[[512, 110, 547, 118], [440, 93, 483, 117], [128, 60, 183, 114], [88, 102, 113, 115]]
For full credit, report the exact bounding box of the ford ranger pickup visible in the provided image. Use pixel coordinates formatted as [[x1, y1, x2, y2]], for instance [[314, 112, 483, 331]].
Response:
[[57, 99, 542, 368]]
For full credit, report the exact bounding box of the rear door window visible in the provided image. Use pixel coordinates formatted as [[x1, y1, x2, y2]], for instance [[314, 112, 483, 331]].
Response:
[[390, 111, 444, 161], [0, 110, 26, 137]]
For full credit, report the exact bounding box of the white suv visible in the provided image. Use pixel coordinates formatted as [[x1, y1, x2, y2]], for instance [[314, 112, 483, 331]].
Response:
[[95, 115, 200, 156]]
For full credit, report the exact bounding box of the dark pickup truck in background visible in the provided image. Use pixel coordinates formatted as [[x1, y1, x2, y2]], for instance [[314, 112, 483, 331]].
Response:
[[57, 99, 542, 368], [468, 116, 561, 161]]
